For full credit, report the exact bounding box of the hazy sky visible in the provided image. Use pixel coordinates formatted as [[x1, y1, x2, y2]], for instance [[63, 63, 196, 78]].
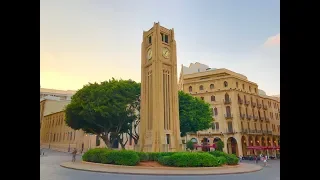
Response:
[[40, 0, 280, 95]]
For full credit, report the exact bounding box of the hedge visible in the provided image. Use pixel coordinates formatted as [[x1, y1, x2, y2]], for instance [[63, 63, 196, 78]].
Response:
[[82, 148, 238, 167]]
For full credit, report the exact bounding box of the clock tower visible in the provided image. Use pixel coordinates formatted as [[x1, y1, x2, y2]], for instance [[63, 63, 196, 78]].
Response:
[[138, 22, 181, 152]]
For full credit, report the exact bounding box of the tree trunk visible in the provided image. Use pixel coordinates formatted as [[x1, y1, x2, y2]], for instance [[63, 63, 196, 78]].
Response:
[[100, 133, 112, 149]]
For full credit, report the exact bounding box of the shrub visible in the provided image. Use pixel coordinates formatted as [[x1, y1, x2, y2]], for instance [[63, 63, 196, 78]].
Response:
[[186, 140, 194, 150], [157, 156, 173, 166], [217, 156, 227, 165], [106, 150, 140, 166], [215, 140, 224, 151], [225, 154, 239, 165], [147, 152, 160, 161], [82, 148, 110, 163], [208, 150, 227, 158], [137, 152, 149, 162], [163, 152, 220, 167]]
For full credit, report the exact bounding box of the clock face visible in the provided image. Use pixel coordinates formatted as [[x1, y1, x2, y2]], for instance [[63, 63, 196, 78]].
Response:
[[162, 48, 170, 58], [147, 49, 152, 60]]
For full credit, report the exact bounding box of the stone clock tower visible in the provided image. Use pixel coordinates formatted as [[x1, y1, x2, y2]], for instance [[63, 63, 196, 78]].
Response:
[[138, 22, 181, 152]]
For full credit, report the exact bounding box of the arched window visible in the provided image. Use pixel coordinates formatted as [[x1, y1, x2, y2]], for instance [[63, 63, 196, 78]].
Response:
[[214, 107, 218, 116], [211, 95, 215, 101], [199, 85, 204, 90], [225, 93, 229, 100], [210, 84, 214, 89], [226, 106, 231, 115], [224, 81, 228, 87], [236, 82, 238, 88], [188, 86, 192, 92]]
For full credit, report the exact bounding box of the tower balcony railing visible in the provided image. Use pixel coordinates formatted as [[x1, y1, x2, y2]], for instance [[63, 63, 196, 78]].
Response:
[[238, 99, 243, 104], [224, 114, 233, 119], [223, 98, 232, 104], [244, 100, 250, 106], [263, 104, 268, 110]]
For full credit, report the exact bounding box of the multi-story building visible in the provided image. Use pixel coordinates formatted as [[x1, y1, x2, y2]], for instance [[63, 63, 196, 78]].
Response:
[[40, 88, 76, 101], [179, 63, 280, 157]]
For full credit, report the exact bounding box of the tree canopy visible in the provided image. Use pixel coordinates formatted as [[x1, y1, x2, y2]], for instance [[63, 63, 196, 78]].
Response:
[[178, 91, 213, 137], [64, 78, 140, 148]]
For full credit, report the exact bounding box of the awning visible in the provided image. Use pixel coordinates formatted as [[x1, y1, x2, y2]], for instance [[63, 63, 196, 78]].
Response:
[[193, 144, 216, 148], [246, 146, 280, 150]]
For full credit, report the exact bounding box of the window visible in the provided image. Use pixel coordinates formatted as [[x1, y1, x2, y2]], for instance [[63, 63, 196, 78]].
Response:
[[254, 123, 257, 130], [242, 84, 245, 89], [247, 122, 250, 129], [241, 122, 244, 130], [226, 106, 231, 116], [254, 88, 257, 93], [200, 97, 204, 100], [225, 93, 229, 101], [148, 36, 152, 44], [227, 122, 233, 132], [215, 122, 219, 130], [161, 33, 169, 43], [210, 84, 214, 89], [214, 107, 218, 116], [260, 123, 263, 130], [236, 82, 238, 88], [212, 122, 215, 129], [266, 124, 269, 131], [188, 86, 192, 92], [249, 86, 251, 92], [211, 95, 215, 101], [199, 85, 204, 90], [211, 108, 214, 115], [224, 81, 228, 87]]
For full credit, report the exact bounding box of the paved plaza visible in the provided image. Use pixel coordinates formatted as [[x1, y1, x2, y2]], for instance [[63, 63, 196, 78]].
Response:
[[40, 149, 280, 180]]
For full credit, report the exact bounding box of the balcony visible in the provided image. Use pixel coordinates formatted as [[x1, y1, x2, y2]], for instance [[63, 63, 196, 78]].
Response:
[[224, 114, 233, 119], [248, 129, 262, 134], [262, 130, 268, 134], [240, 114, 245, 120], [256, 130, 262, 134], [267, 130, 273, 135], [241, 129, 248, 133], [225, 129, 236, 134], [251, 102, 256, 108], [238, 99, 243, 104], [265, 117, 270, 121], [263, 104, 268, 110], [260, 117, 265, 121], [257, 104, 262, 109], [246, 115, 252, 120], [244, 100, 250, 106], [253, 115, 258, 121], [223, 98, 232, 104]]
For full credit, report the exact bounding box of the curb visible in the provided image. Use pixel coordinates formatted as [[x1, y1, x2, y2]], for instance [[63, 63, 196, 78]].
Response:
[[60, 162, 262, 176]]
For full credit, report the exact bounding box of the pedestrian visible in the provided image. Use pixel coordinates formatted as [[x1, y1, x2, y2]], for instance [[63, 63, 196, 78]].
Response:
[[255, 155, 258, 164], [263, 155, 268, 167], [71, 148, 77, 162]]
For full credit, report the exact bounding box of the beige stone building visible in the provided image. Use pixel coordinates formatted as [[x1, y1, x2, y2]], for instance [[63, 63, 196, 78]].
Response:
[[40, 88, 76, 100], [179, 63, 280, 157]]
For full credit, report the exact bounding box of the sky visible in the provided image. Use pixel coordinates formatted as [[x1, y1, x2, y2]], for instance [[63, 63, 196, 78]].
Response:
[[40, 0, 280, 95]]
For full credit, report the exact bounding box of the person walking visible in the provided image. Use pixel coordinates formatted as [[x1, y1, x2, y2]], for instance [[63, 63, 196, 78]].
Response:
[[255, 155, 258, 164], [71, 148, 77, 162], [263, 155, 268, 167]]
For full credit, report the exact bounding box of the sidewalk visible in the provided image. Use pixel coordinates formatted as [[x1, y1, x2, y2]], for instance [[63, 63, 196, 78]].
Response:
[[60, 161, 262, 175]]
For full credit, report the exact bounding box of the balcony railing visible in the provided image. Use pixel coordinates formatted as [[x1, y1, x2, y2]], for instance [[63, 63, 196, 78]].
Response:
[[248, 129, 262, 134], [265, 117, 270, 121], [224, 114, 233, 119], [244, 100, 250, 106], [238, 99, 243, 104], [246, 115, 252, 120], [225, 129, 236, 134], [257, 104, 262, 108], [253, 115, 258, 121], [267, 130, 272, 135], [251, 102, 256, 108], [241, 129, 248, 133], [263, 104, 268, 110], [240, 114, 245, 120], [223, 98, 232, 104], [260, 117, 265, 121]]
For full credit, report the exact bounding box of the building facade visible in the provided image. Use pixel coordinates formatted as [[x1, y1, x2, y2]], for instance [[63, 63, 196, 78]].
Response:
[[179, 63, 280, 157], [40, 88, 76, 101]]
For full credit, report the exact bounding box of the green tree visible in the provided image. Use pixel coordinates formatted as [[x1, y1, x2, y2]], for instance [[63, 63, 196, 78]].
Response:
[[64, 78, 140, 149], [216, 140, 224, 151], [186, 140, 195, 151], [178, 91, 213, 137]]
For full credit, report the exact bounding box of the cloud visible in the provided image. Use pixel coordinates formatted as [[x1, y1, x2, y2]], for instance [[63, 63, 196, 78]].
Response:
[[264, 33, 280, 46]]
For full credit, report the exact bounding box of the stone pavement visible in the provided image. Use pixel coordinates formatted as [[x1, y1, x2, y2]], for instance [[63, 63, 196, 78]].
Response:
[[41, 149, 280, 180], [60, 161, 262, 175]]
